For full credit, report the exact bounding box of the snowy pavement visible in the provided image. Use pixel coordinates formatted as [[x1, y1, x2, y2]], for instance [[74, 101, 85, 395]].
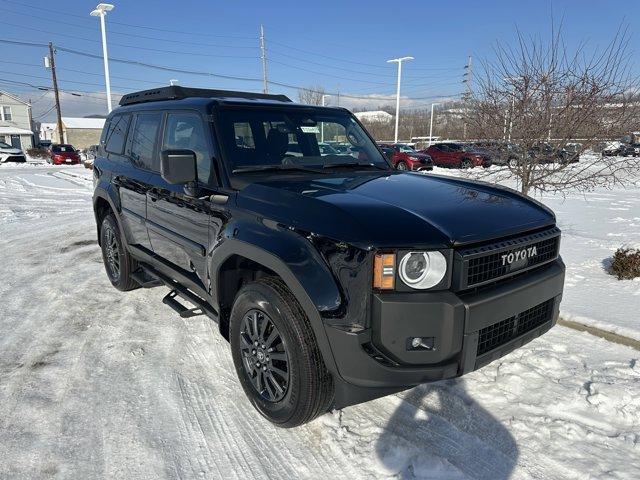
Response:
[[0, 164, 639, 479]]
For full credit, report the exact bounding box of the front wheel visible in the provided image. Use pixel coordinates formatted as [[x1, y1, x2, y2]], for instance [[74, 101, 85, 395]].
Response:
[[396, 161, 408, 171], [460, 158, 472, 169], [230, 277, 334, 428]]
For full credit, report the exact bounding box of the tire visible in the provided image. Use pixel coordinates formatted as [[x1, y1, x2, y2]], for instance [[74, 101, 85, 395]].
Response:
[[100, 213, 139, 291], [508, 158, 519, 168], [460, 158, 472, 169], [396, 161, 408, 171], [230, 277, 334, 428]]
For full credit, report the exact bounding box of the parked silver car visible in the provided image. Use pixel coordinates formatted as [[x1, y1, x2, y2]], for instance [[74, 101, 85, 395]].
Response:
[[0, 141, 26, 163]]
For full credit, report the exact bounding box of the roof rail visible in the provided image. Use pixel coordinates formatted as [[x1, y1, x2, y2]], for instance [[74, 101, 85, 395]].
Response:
[[118, 86, 291, 106]]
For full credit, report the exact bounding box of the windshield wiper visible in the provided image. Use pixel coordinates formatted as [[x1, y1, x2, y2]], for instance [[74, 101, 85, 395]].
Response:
[[232, 165, 326, 174], [322, 161, 388, 171]]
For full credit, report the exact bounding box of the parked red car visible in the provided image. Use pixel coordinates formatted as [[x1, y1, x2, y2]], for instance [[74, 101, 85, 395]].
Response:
[[49, 144, 81, 165], [422, 142, 491, 168], [377, 143, 433, 171]]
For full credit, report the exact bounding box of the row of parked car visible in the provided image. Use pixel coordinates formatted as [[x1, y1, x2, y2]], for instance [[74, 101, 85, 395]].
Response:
[[601, 142, 640, 157], [376, 141, 581, 171]]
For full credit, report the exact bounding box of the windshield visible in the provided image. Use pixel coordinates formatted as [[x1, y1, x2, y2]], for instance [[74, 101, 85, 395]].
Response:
[[397, 144, 416, 153], [218, 107, 389, 174]]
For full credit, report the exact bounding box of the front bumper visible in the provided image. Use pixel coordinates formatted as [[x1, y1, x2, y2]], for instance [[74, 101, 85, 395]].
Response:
[[325, 258, 564, 389]]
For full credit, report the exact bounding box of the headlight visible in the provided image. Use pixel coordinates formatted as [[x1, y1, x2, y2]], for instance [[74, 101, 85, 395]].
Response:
[[398, 251, 447, 289]]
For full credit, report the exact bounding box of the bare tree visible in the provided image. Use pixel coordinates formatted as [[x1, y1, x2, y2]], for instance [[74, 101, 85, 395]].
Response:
[[298, 85, 326, 106], [468, 23, 640, 195]]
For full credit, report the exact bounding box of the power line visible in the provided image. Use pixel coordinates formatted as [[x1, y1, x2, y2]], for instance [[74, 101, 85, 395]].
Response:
[[0, 0, 256, 40], [268, 59, 393, 86], [0, 6, 257, 50], [0, 38, 461, 105], [0, 77, 118, 100], [0, 69, 141, 91], [0, 17, 260, 59], [0, 59, 160, 87], [55, 45, 263, 83]]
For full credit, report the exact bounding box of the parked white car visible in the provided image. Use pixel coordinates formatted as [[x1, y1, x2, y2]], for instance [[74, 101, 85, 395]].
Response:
[[0, 141, 26, 163]]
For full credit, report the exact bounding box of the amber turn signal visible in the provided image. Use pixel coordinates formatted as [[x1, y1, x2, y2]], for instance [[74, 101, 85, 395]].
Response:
[[373, 253, 396, 290]]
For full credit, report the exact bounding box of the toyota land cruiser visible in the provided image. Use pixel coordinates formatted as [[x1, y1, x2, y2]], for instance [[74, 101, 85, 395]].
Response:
[[93, 86, 565, 427]]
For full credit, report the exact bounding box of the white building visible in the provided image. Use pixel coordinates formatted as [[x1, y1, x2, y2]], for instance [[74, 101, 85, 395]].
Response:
[[354, 110, 393, 123], [39, 117, 106, 149]]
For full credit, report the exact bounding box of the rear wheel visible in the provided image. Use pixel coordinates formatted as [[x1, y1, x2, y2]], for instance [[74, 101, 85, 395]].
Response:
[[230, 277, 334, 428], [100, 214, 139, 291], [508, 158, 519, 168], [396, 161, 408, 171]]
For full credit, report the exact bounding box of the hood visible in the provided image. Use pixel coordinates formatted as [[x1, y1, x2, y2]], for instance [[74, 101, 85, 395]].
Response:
[[236, 172, 555, 248], [0, 147, 22, 154]]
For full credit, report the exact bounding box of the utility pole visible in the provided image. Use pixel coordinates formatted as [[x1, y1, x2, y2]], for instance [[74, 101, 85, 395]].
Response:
[[462, 55, 472, 140], [260, 25, 268, 94], [387, 56, 414, 143], [47, 42, 64, 144]]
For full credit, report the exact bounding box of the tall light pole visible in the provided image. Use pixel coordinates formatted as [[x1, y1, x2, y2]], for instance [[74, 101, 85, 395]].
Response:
[[321, 94, 329, 142], [90, 3, 114, 113], [429, 103, 440, 147], [387, 56, 413, 143]]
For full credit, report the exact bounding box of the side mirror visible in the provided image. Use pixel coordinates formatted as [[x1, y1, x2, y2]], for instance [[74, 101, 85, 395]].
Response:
[[161, 149, 197, 185]]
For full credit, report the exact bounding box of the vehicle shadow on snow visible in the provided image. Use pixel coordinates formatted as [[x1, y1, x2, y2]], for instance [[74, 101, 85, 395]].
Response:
[[375, 379, 518, 479]]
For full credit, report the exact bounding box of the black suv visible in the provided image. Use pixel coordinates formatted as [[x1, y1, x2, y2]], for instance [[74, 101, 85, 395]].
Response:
[[93, 86, 565, 427]]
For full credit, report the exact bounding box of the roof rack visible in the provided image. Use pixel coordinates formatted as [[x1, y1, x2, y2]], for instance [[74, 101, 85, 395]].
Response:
[[118, 86, 291, 107]]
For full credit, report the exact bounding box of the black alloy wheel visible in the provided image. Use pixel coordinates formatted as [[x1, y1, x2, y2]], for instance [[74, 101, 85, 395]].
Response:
[[239, 309, 290, 403]]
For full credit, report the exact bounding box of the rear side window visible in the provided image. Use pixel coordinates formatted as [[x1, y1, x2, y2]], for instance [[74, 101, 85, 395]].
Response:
[[105, 115, 130, 154], [234, 122, 255, 149], [130, 113, 162, 170], [163, 112, 214, 185]]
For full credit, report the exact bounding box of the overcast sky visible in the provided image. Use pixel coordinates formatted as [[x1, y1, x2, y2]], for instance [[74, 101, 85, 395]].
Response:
[[0, 0, 636, 121]]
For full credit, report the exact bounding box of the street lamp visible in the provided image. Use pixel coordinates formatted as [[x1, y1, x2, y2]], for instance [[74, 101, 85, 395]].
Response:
[[321, 94, 330, 142], [90, 3, 114, 113], [429, 103, 440, 147], [387, 56, 414, 143], [503, 76, 522, 142]]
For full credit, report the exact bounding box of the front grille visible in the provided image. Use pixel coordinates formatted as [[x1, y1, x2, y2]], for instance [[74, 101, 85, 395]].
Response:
[[477, 299, 554, 356], [457, 227, 560, 289], [5, 155, 26, 162]]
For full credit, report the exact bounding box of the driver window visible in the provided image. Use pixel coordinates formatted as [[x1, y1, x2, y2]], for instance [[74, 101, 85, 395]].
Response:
[[163, 113, 213, 185]]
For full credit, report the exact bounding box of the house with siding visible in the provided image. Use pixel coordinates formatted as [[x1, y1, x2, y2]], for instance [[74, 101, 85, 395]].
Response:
[[0, 91, 34, 149], [48, 117, 106, 149]]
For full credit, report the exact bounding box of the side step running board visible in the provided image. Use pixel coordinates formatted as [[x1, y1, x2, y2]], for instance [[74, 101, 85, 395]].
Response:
[[163, 290, 205, 318], [138, 264, 218, 321]]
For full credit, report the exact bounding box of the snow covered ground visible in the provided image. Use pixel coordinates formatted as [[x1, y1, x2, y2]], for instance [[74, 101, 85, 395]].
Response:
[[0, 164, 639, 479]]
